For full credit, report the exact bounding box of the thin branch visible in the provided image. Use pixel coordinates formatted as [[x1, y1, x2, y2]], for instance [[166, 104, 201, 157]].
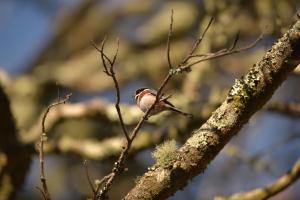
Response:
[[125, 17, 300, 200], [94, 94, 160, 199], [83, 160, 96, 194], [93, 14, 262, 200], [95, 53, 175, 200], [22, 99, 141, 145], [39, 93, 71, 200], [94, 173, 113, 194], [41, 94, 72, 133], [93, 37, 139, 199], [111, 38, 119, 66], [166, 9, 174, 69], [215, 158, 300, 200], [229, 31, 240, 51], [35, 186, 47, 200], [93, 13, 262, 200], [181, 17, 214, 64], [93, 38, 130, 142], [178, 33, 263, 73], [91, 38, 111, 75], [92, 34, 176, 199], [100, 36, 112, 75]]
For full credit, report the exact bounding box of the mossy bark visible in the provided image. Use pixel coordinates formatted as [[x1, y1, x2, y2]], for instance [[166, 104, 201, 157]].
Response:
[[124, 19, 300, 200]]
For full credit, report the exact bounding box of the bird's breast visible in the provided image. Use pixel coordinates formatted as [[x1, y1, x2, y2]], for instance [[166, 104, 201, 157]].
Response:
[[138, 94, 166, 115], [138, 94, 156, 112]]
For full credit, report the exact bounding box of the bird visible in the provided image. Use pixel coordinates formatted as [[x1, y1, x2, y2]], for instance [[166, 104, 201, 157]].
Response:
[[134, 87, 193, 119]]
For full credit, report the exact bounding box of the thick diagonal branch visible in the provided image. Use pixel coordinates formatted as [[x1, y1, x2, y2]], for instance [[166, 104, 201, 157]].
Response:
[[124, 19, 300, 200]]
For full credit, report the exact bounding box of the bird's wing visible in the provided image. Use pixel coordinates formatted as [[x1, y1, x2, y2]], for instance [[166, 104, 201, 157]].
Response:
[[148, 88, 174, 106], [148, 88, 158, 96], [163, 99, 175, 107]]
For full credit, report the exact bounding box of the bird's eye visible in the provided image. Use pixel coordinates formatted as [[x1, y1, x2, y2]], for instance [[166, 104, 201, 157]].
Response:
[[135, 88, 147, 95]]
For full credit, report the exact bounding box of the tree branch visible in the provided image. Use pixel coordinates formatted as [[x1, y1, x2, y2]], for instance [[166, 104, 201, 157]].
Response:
[[124, 18, 300, 200], [39, 93, 71, 200], [92, 39, 130, 141], [215, 158, 300, 200], [180, 17, 214, 65], [166, 9, 174, 69], [83, 160, 96, 194], [22, 99, 140, 145], [176, 33, 263, 73], [92, 12, 263, 200], [93, 37, 154, 199]]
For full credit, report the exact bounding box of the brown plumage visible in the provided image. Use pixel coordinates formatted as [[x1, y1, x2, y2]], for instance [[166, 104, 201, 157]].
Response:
[[135, 88, 193, 118]]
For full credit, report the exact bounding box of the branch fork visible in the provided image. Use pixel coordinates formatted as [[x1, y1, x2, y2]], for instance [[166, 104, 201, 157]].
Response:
[[91, 11, 262, 200]]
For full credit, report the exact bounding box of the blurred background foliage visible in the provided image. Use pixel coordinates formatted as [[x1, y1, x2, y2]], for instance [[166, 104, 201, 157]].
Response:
[[0, 0, 300, 199]]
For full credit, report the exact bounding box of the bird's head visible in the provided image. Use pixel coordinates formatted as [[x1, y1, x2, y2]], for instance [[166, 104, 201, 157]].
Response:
[[134, 87, 148, 100]]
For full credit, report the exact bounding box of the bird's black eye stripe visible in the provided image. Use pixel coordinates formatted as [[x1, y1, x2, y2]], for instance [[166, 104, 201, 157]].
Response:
[[135, 87, 147, 95]]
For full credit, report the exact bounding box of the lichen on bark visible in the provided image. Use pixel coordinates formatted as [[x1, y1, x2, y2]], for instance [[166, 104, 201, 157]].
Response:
[[125, 19, 300, 200]]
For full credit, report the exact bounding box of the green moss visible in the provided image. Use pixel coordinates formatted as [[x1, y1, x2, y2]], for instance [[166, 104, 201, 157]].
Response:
[[227, 65, 262, 111], [152, 140, 177, 168], [187, 131, 208, 149]]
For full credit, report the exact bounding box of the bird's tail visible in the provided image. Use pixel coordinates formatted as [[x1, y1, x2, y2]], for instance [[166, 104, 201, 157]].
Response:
[[167, 106, 193, 118]]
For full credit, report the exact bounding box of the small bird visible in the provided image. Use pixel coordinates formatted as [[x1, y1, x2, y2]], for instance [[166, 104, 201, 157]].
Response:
[[134, 87, 193, 118]]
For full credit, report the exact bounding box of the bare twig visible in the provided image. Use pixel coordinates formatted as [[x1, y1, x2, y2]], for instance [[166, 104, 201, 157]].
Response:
[[92, 35, 175, 199], [125, 16, 300, 200], [181, 17, 214, 65], [22, 99, 141, 145], [94, 100, 159, 199], [95, 173, 113, 189], [166, 9, 174, 69], [41, 94, 72, 133], [111, 38, 119, 66], [35, 186, 47, 200], [93, 38, 138, 199], [92, 39, 129, 142], [229, 31, 240, 51], [39, 93, 71, 200], [92, 11, 262, 200], [177, 33, 263, 73], [91, 38, 111, 74], [83, 160, 96, 194], [100, 36, 111, 74]]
